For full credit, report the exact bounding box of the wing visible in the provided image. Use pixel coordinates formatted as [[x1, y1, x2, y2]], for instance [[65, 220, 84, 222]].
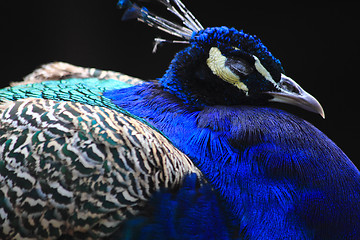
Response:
[[11, 62, 145, 86], [0, 71, 152, 131], [0, 98, 201, 239]]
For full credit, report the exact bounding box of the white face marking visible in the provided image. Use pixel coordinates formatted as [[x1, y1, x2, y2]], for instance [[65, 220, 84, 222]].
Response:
[[253, 55, 280, 90], [206, 47, 249, 94]]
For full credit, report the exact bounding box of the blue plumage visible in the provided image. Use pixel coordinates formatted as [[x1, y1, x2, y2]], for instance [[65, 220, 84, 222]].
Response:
[[112, 174, 240, 240], [117, 0, 133, 9], [0, 1, 359, 239], [104, 81, 360, 239]]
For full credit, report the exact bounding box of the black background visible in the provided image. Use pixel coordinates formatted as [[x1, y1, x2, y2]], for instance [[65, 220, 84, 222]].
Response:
[[2, 1, 359, 166]]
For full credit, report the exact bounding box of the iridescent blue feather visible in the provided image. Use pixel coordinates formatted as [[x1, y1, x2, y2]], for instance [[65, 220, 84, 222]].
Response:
[[0, 1, 359, 239]]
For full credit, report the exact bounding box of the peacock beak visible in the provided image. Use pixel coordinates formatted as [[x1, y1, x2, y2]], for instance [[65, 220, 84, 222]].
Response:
[[267, 74, 325, 118]]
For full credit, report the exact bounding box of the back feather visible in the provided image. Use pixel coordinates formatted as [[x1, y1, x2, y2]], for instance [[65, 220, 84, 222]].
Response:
[[0, 98, 201, 239], [11, 62, 145, 87]]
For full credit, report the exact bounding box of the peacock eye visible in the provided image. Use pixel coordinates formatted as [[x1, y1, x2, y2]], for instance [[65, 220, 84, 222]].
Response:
[[225, 57, 254, 77], [225, 46, 255, 77]]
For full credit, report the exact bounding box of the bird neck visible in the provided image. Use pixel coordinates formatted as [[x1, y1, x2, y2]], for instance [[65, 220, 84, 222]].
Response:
[[104, 83, 298, 220], [104, 83, 360, 238], [103, 83, 244, 203]]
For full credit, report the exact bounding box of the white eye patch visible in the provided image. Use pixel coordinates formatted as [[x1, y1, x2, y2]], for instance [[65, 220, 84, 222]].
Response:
[[253, 55, 279, 90], [206, 47, 249, 94]]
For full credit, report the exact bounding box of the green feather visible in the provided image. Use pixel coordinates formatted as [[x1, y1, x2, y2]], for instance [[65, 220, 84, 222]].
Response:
[[0, 78, 167, 138]]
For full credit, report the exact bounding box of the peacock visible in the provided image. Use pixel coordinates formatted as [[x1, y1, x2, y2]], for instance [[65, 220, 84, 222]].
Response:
[[1, 0, 359, 239]]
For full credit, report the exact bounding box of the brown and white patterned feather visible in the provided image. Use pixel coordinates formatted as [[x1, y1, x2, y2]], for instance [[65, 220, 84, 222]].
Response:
[[0, 98, 201, 239], [11, 62, 145, 86]]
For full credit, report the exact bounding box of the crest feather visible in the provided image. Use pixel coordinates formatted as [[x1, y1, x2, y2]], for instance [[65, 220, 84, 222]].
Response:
[[118, 0, 203, 41]]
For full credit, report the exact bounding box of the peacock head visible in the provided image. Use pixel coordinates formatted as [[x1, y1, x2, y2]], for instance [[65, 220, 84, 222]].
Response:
[[118, 0, 324, 117]]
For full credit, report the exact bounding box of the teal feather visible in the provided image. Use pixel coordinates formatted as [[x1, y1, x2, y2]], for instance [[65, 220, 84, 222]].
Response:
[[1, 0, 358, 238], [0, 97, 201, 239], [1, 78, 132, 101], [0, 63, 202, 239], [0, 78, 166, 137]]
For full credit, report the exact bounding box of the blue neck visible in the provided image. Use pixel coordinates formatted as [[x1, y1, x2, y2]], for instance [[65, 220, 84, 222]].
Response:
[[103, 82, 360, 239]]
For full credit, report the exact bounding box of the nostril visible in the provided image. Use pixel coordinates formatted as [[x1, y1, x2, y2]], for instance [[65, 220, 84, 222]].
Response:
[[279, 79, 301, 94]]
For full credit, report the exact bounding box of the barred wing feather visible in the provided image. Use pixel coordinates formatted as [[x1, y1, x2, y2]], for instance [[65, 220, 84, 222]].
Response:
[[0, 98, 201, 239]]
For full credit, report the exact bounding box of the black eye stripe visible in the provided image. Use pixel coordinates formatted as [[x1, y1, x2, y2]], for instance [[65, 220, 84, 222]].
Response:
[[225, 57, 254, 77], [223, 46, 256, 64]]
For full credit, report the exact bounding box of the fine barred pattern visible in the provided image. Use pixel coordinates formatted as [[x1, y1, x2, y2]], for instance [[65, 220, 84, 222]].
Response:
[[11, 62, 145, 86], [0, 98, 201, 239]]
